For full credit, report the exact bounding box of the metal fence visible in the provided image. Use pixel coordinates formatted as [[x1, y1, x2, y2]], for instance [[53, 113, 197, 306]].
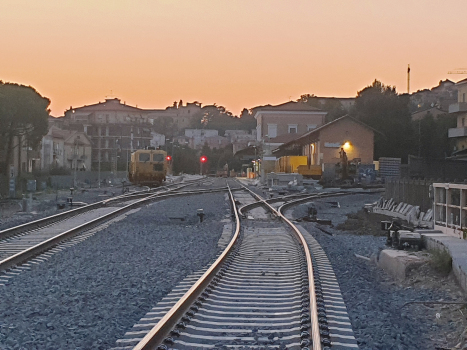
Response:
[[384, 178, 433, 212]]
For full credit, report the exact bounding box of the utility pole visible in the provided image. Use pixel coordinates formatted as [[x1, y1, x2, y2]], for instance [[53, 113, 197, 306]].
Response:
[[98, 126, 101, 188]]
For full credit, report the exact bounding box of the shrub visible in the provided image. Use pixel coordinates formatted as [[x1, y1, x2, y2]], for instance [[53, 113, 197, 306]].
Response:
[[429, 248, 452, 275]]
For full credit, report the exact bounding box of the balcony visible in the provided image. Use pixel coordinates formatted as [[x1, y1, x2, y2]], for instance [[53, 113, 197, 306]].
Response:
[[448, 127, 467, 138], [449, 102, 467, 114]]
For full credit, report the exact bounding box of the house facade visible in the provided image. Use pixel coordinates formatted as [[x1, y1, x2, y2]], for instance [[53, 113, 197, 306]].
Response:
[[447, 78, 467, 158], [272, 115, 375, 172], [62, 98, 159, 171], [254, 102, 327, 154], [41, 126, 92, 171]]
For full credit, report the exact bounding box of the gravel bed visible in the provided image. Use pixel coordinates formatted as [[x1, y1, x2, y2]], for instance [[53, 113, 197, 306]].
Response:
[[0, 187, 126, 231], [292, 193, 464, 350], [0, 184, 230, 349]]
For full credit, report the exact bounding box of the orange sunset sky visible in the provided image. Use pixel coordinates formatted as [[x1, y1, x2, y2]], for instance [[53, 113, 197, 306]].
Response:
[[1, 0, 466, 117]]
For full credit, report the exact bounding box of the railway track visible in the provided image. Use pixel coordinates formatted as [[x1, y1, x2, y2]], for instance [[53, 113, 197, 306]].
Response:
[[0, 179, 231, 281], [114, 182, 358, 350]]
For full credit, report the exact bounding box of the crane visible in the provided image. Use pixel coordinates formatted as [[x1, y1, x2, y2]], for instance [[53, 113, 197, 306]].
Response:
[[448, 68, 467, 74]]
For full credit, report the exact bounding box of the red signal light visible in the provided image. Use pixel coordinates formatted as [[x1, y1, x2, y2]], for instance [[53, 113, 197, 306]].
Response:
[[200, 156, 207, 163], [166, 155, 172, 161]]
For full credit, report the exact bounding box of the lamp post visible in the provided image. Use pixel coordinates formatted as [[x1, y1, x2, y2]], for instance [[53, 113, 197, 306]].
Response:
[[73, 140, 77, 189], [97, 126, 102, 188], [253, 145, 257, 178]]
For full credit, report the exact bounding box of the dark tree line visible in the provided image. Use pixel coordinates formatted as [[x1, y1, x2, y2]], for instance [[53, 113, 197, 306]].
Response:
[[349, 80, 456, 162], [0, 82, 50, 177], [190, 105, 256, 135]]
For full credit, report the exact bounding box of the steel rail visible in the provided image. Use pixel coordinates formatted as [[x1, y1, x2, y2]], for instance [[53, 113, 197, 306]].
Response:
[[237, 183, 322, 350], [133, 184, 241, 350], [0, 182, 194, 241], [0, 186, 228, 272]]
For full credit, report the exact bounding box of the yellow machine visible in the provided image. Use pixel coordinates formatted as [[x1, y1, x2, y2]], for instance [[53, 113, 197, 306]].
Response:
[[128, 148, 168, 186], [276, 156, 322, 179]]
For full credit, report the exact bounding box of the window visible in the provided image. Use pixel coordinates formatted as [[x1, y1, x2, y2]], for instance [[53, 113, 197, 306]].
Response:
[[288, 124, 298, 134], [267, 124, 277, 138], [307, 124, 317, 131], [153, 154, 164, 162], [463, 93, 466, 103], [139, 153, 150, 162]]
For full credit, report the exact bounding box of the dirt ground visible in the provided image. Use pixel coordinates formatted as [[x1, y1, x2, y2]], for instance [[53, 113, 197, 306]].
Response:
[[338, 209, 467, 350]]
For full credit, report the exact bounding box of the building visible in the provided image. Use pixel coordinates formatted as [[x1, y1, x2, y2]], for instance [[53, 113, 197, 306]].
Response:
[[150, 102, 202, 130], [411, 106, 448, 121], [411, 79, 458, 112], [62, 98, 159, 171], [272, 115, 376, 177], [184, 129, 219, 149], [41, 126, 92, 171], [254, 102, 327, 147], [225, 130, 256, 154], [447, 78, 467, 159]]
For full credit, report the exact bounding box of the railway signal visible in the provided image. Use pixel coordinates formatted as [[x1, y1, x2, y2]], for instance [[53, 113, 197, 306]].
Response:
[[200, 155, 208, 175], [166, 155, 172, 162]]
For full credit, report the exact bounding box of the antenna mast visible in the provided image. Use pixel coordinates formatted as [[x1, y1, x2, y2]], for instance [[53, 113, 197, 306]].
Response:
[[407, 64, 410, 94]]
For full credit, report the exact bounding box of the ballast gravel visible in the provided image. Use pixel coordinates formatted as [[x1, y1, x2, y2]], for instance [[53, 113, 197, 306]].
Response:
[[293, 193, 465, 350], [0, 187, 229, 350]]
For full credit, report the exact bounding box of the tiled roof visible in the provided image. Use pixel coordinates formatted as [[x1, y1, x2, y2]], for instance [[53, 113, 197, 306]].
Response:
[[69, 98, 147, 113], [268, 133, 306, 143], [272, 115, 380, 152], [257, 101, 323, 112]]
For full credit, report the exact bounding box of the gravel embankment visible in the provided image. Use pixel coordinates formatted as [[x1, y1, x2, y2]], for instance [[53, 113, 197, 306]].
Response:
[[0, 187, 126, 231], [292, 193, 465, 350], [0, 184, 230, 349]]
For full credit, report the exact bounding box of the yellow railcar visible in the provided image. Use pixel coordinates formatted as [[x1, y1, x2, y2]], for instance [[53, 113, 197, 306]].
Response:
[[128, 148, 167, 186]]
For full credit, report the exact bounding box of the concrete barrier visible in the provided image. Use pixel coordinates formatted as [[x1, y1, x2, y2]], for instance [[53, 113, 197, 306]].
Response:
[[378, 249, 427, 280]]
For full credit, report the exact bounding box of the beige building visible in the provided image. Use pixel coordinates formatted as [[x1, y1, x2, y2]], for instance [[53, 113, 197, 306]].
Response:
[[41, 126, 92, 171], [273, 115, 375, 169], [62, 98, 157, 171], [447, 78, 467, 158], [254, 102, 327, 153], [150, 102, 202, 129]]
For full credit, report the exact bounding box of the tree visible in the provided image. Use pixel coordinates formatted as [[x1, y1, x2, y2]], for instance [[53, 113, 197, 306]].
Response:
[[351, 80, 414, 162], [171, 143, 199, 174], [0, 82, 50, 177], [416, 112, 456, 159], [190, 105, 254, 135], [297, 94, 346, 122]]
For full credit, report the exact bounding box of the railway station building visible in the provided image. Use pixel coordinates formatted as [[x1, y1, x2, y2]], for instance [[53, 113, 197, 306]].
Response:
[[271, 115, 376, 179]]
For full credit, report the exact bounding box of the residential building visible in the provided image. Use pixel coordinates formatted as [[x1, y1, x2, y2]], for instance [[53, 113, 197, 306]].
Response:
[[203, 135, 230, 149], [41, 126, 92, 171], [411, 106, 448, 121], [150, 132, 166, 149], [62, 98, 159, 171], [254, 101, 327, 154], [411, 79, 458, 112], [447, 78, 467, 159], [150, 102, 202, 130], [224, 130, 256, 154], [184, 129, 219, 149]]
